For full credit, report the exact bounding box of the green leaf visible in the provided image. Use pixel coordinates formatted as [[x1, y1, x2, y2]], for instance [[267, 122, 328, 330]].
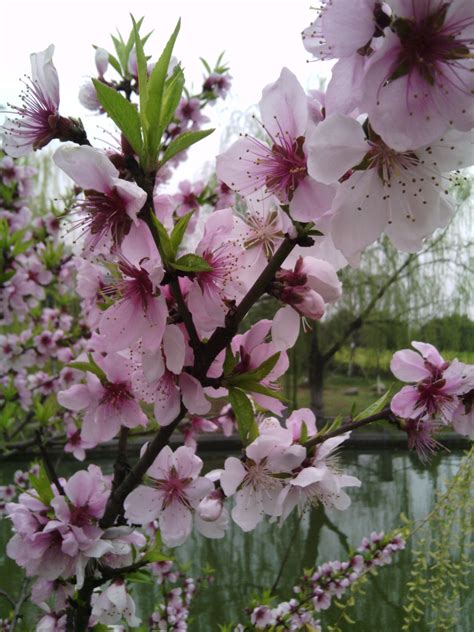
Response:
[[353, 385, 393, 421], [160, 64, 185, 131], [29, 464, 54, 506], [200, 57, 212, 74], [173, 254, 213, 273], [132, 15, 149, 130], [148, 213, 173, 262], [67, 359, 106, 383], [145, 19, 181, 156], [228, 387, 259, 444], [299, 421, 309, 445], [229, 352, 280, 385], [127, 569, 154, 584], [160, 129, 214, 165], [170, 211, 194, 257], [223, 346, 237, 377], [232, 380, 288, 403], [92, 80, 143, 155]]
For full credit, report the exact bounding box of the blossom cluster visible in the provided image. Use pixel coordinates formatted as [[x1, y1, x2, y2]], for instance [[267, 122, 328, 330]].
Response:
[[390, 341, 474, 459], [217, 0, 474, 262], [123, 409, 359, 546], [247, 531, 406, 630], [0, 3, 472, 628], [148, 559, 211, 631]]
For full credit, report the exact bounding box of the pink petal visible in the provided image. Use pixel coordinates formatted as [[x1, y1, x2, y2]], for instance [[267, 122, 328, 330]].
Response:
[[390, 349, 431, 382], [307, 114, 368, 184], [163, 324, 186, 374], [57, 384, 94, 411], [289, 177, 335, 223], [220, 457, 246, 496], [259, 67, 308, 140], [179, 373, 210, 415], [124, 485, 162, 525], [111, 177, 147, 224], [271, 306, 300, 351], [411, 341, 444, 367], [159, 501, 193, 547], [53, 145, 118, 192]]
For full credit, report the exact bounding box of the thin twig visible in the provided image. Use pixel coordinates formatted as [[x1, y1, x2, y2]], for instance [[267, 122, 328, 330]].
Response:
[[36, 430, 66, 495], [304, 407, 395, 449], [270, 515, 303, 596]]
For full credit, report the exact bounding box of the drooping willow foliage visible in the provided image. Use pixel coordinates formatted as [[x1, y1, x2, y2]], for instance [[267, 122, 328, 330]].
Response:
[[324, 447, 473, 631], [401, 447, 473, 631]]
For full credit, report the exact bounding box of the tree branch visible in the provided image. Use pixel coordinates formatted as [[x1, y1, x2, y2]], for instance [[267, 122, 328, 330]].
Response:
[[304, 406, 396, 449], [322, 254, 415, 362]]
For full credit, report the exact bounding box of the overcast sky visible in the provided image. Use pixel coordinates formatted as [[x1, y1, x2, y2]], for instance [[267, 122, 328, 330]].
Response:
[[1, 0, 331, 179]]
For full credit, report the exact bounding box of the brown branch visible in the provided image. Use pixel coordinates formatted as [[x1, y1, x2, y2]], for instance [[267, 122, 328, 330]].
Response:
[[322, 254, 415, 363], [36, 430, 66, 495], [196, 235, 298, 376], [99, 404, 187, 528], [304, 406, 396, 449]]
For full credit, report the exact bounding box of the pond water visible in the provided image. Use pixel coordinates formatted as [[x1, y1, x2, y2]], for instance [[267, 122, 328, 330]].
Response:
[[0, 450, 472, 631]]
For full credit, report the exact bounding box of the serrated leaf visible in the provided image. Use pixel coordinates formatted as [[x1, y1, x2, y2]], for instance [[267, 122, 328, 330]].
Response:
[[160, 129, 214, 165], [228, 387, 258, 445], [92, 80, 143, 155], [170, 211, 193, 257], [173, 253, 213, 273], [353, 385, 393, 421]]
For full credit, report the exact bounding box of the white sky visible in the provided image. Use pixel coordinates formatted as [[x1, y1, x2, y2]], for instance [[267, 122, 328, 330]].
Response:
[[1, 0, 331, 180]]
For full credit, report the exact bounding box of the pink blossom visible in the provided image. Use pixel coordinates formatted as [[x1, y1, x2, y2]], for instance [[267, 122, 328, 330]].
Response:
[[231, 320, 289, 414], [94, 47, 109, 78], [181, 415, 218, 449], [1, 46, 60, 156], [58, 352, 148, 444], [6, 466, 113, 586], [359, 1, 474, 150], [99, 254, 168, 352], [277, 433, 361, 521], [285, 408, 317, 442], [307, 114, 473, 259], [271, 256, 341, 350], [173, 179, 205, 215], [302, 0, 386, 115], [64, 418, 94, 461], [220, 419, 306, 531], [390, 342, 474, 423], [187, 209, 248, 334], [90, 580, 141, 627], [53, 145, 147, 251], [124, 445, 213, 546], [216, 67, 334, 223], [233, 196, 295, 263], [78, 80, 101, 111]]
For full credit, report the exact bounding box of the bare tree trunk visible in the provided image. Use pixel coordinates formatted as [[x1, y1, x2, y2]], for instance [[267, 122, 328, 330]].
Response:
[[309, 324, 326, 420]]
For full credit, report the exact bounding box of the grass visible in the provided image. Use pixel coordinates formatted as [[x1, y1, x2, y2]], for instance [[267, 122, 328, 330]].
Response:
[[293, 374, 393, 420]]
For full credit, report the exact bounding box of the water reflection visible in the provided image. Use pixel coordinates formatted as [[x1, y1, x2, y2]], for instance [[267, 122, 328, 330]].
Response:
[[0, 451, 472, 631]]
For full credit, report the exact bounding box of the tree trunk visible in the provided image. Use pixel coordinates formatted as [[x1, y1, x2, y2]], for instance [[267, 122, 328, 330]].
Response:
[[309, 324, 326, 420]]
